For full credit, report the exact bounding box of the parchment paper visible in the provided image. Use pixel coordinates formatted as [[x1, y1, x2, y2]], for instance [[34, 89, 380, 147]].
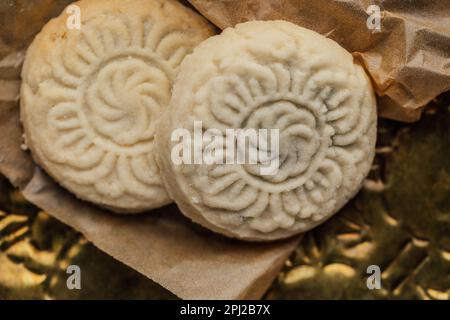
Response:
[[188, 0, 450, 122], [0, 1, 299, 300]]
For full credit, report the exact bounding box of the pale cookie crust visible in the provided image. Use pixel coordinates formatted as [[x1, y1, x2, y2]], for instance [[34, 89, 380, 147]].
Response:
[[20, 0, 215, 213], [156, 21, 377, 240]]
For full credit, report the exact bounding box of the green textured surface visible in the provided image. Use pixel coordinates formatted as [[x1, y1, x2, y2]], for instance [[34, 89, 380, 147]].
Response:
[[1, 94, 449, 299]]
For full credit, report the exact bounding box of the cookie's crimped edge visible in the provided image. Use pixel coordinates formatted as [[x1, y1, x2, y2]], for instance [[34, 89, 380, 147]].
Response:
[[20, 0, 216, 213], [155, 20, 377, 241]]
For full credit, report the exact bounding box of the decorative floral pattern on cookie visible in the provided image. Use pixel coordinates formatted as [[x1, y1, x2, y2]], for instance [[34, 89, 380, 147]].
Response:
[[20, 0, 215, 212], [156, 21, 377, 240]]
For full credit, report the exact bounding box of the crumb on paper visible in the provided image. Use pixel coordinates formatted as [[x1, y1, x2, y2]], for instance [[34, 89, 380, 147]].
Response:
[[191, 196, 200, 204], [21, 133, 29, 151]]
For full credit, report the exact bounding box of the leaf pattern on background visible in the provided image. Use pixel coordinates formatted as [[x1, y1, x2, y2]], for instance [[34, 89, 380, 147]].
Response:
[[1, 95, 449, 299], [268, 95, 450, 300]]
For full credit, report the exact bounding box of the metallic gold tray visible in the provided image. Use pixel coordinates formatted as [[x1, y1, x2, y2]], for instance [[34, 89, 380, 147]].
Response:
[[1, 94, 448, 299]]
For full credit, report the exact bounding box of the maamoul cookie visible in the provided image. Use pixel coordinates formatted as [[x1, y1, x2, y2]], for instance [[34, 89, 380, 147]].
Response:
[[156, 21, 377, 240], [20, 0, 215, 213]]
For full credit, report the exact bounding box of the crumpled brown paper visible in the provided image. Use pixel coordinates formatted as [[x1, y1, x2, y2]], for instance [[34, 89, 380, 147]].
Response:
[[188, 0, 450, 122], [0, 1, 299, 300]]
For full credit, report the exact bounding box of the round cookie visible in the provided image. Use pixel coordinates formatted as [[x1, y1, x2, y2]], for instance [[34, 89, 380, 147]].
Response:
[[156, 21, 377, 241], [20, 0, 215, 213]]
